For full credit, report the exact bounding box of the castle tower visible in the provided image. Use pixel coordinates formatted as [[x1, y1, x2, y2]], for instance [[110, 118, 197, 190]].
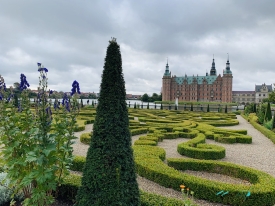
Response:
[[162, 60, 172, 101], [210, 56, 217, 76], [222, 54, 233, 102]]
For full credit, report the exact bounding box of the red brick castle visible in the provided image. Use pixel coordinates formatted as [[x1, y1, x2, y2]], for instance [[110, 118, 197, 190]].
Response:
[[162, 56, 233, 102]]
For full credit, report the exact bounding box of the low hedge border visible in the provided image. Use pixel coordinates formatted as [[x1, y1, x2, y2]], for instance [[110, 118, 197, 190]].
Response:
[[242, 113, 275, 144], [80, 132, 92, 145], [57, 174, 189, 205], [133, 145, 275, 206], [177, 133, 226, 160]]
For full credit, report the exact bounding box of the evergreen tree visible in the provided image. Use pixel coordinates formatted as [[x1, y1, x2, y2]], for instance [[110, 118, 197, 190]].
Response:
[[253, 103, 257, 113], [207, 104, 210, 112], [154, 102, 156, 109], [76, 39, 140, 205], [264, 102, 272, 122], [134, 102, 136, 109], [92, 100, 94, 107], [80, 98, 84, 108], [225, 105, 228, 113], [175, 104, 177, 110], [190, 103, 193, 111], [160, 102, 163, 110], [147, 102, 149, 109], [14, 93, 19, 107]]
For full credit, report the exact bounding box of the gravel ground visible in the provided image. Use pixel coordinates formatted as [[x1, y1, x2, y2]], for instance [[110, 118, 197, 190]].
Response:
[[70, 115, 275, 206]]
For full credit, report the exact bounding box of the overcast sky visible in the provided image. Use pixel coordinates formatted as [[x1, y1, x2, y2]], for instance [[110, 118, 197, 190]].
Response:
[[0, 0, 275, 95]]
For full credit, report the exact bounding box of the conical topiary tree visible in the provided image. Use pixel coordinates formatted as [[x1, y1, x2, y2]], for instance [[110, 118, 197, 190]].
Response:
[[207, 104, 210, 112], [225, 105, 228, 113], [264, 102, 272, 122], [160, 102, 163, 110], [76, 38, 140, 205], [134, 102, 136, 109], [190, 103, 193, 111], [147, 102, 149, 109]]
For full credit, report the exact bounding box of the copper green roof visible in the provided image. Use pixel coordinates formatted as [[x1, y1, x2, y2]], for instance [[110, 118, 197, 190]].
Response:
[[175, 75, 217, 85]]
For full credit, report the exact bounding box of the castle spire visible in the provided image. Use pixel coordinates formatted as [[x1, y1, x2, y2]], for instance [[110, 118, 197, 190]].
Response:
[[210, 55, 216, 76], [164, 58, 171, 76]]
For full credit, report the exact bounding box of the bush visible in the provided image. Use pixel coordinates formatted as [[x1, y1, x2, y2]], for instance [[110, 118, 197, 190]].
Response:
[[80, 132, 92, 145]]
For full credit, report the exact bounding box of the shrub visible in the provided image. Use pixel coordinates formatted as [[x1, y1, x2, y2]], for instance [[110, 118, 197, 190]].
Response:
[[80, 132, 92, 145], [76, 38, 140, 205]]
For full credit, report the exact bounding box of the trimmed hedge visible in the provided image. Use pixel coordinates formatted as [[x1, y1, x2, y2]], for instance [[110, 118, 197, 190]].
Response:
[[80, 132, 92, 145], [134, 140, 157, 146], [243, 113, 275, 144], [131, 128, 148, 136], [133, 145, 275, 206], [177, 133, 226, 160], [57, 174, 190, 206]]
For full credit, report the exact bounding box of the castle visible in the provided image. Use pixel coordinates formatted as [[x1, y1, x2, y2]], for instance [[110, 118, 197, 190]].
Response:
[[162, 57, 233, 103]]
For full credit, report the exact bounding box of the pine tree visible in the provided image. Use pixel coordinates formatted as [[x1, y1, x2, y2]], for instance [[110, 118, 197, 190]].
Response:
[[80, 98, 83, 108], [264, 102, 272, 122], [76, 38, 140, 205], [253, 103, 257, 113], [207, 104, 210, 112]]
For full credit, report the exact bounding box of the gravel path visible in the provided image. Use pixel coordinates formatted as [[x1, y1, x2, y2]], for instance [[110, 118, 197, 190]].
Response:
[[72, 115, 275, 206]]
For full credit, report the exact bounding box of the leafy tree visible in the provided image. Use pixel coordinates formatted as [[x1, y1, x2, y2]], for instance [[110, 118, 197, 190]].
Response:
[[76, 38, 140, 205], [264, 102, 272, 122], [141, 93, 149, 102], [268, 91, 275, 103], [207, 104, 210, 112], [244, 103, 254, 115]]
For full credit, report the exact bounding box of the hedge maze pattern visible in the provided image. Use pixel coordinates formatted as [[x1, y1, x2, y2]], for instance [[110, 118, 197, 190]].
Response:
[[67, 108, 275, 206]]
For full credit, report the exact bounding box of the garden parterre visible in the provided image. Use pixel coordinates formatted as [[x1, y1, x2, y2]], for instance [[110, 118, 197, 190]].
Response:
[[64, 108, 275, 206]]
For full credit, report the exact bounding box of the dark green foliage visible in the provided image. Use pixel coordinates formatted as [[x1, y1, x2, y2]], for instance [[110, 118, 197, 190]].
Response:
[[154, 102, 156, 109], [174, 104, 177, 110], [13, 93, 19, 107], [257, 103, 267, 124], [147, 102, 149, 109], [264, 102, 272, 122], [190, 103, 193, 111], [207, 104, 210, 112], [160, 103, 163, 110], [76, 39, 140, 205], [91, 100, 94, 107], [225, 105, 228, 113], [134, 102, 137, 109], [253, 103, 257, 113], [80, 98, 83, 108], [244, 103, 254, 115]]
